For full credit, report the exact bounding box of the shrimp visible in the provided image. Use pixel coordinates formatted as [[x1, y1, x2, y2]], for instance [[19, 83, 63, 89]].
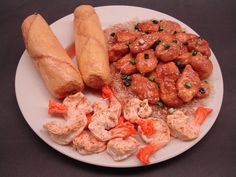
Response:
[[123, 98, 152, 123], [47, 92, 92, 119], [89, 118, 136, 142], [107, 137, 140, 161], [73, 130, 106, 155], [48, 99, 68, 116], [44, 92, 92, 145], [137, 118, 171, 164], [43, 112, 87, 145], [63, 92, 93, 119], [123, 98, 155, 137], [99, 85, 122, 129], [89, 86, 135, 141], [166, 108, 212, 141]]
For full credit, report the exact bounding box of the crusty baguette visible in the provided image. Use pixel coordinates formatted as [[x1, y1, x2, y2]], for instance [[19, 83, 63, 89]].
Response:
[[21, 14, 84, 99], [74, 5, 111, 89]]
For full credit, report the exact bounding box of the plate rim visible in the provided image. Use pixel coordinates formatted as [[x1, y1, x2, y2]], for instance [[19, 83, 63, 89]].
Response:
[[15, 5, 224, 168]]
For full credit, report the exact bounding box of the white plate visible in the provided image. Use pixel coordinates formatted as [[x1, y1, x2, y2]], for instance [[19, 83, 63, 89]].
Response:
[[15, 5, 223, 167]]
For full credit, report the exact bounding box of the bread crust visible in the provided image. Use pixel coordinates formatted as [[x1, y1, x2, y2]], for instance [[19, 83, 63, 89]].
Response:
[[21, 14, 84, 99], [74, 5, 111, 89]]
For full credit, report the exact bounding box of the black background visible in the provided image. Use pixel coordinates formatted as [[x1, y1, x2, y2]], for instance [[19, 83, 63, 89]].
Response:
[[1, 0, 236, 177]]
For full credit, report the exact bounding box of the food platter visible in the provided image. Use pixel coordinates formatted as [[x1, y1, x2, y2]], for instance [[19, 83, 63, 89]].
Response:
[[15, 6, 223, 167]]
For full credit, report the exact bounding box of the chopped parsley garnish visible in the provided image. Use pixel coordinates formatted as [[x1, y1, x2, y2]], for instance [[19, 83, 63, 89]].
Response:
[[164, 43, 170, 49], [134, 23, 139, 31], [152, 19, 158, 24], [130, 58, 136, 65], [185, 82, 192, 88], [199, 87, 206, 94], [110, 32, 115, 37], [156, 101, 164, 108], [124, 80, 131, 87], [173, 40, 177, 43], [144, 53, 149, 59], [175, 61, 184, 69], [152, 39, 161, 50], [148, 76, 155, 82], [121, 74, 128, 80], [125, 41, 131, 46], [192, 50, 198, 56], [183, 42, 189, 46], [158, 26, 164, 31]]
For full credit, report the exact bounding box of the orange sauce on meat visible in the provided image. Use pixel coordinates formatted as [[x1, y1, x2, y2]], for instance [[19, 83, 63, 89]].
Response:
[[105, 21, 208, 120], [65, 43, 75, 58]]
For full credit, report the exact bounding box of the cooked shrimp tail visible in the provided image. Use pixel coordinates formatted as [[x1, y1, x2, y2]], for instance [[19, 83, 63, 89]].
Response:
[[48, 99, 67, 116], [135, 119, 155, 136], [86, 113, 93, 128], [115, 116, 125, 128], [136, 143, 159, 164], [102, 85, 113, 98], [194, 107, 213, 125], [111, 121, 137, 138]]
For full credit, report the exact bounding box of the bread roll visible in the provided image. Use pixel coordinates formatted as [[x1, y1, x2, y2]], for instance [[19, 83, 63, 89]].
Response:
[[74, 5, 111, 89], [21, 14, 84, 99]]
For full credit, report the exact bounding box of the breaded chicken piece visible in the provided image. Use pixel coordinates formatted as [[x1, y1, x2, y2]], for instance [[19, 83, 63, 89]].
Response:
[[158, 20, 182, 34], [174, 32, 198, 43], [154, 62, 180, 81], [108, 43, 129, 62], [190, 53, 213, 79], [115, 30, 141, 43], [129, 32, 159, 53], [159, 78, 183, 107], [176, 52, 192, 65], [136, 49, 158, 74], [177, 65, 200, 102], [138, 20, 159, 33], [187, 38, 211, 57], [158, 32, 175, 43], [150, 62, 182, 107], [155, 41, 181, 62], [176, 52, 213, 79], [115, 53, 137, 75], [131, 74, 159, 104], [196, 81, 210, 98]]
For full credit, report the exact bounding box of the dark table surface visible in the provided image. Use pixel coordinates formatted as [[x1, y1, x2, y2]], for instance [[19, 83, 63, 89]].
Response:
[[1, 0, 236, 176]]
